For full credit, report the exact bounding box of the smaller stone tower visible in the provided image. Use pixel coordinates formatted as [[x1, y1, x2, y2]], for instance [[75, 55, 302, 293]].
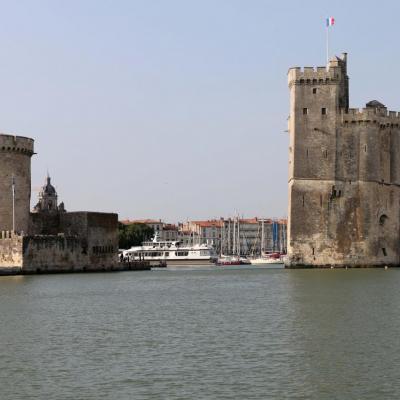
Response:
[[0, 134, 34, 233]]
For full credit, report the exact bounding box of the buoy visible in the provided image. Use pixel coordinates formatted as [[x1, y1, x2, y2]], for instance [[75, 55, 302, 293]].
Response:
[[385, 265, 388, 270]]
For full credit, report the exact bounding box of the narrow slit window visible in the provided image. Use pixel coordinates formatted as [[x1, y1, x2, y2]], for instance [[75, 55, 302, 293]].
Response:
[[313, 88, 317, 94], [321, 108, 327, 115], [302, 195, 305, 207], [306, 149, 309, 158], [303, 108, 308, 115]]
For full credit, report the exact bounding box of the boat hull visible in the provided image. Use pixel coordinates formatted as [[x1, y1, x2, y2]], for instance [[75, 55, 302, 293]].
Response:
[[163, 259, 217, 267], [249, 258, 284, 266]]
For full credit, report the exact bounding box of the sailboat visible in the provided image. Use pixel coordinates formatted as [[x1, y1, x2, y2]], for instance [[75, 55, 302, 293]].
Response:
[[217, 217, 250, 266], [249, 219, 284, 265]]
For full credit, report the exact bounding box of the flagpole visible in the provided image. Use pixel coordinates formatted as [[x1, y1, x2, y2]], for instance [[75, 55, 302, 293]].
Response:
[[12, 175, 15, 232], [326, 24, 329, 66]]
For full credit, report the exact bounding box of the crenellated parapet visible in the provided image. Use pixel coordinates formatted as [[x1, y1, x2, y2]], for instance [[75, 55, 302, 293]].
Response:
[[288, 54, 348, 88], [0, 134, 35, 156], [288, 66, 340, 87], [0, 231, 23, 240], [340, 108, 400, 127]]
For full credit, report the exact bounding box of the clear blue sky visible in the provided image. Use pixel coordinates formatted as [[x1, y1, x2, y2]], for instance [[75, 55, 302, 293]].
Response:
[[0, 0, 399, 222]]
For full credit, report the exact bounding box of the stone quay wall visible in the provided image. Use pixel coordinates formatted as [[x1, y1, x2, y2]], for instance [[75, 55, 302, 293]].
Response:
[[0, 212, 119, 275]]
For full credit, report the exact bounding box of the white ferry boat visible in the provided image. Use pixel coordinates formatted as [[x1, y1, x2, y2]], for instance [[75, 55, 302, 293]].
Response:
[[123, 234, 218, 267]]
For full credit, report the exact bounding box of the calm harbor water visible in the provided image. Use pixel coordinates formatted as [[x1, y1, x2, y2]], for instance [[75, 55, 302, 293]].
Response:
[[1, 267, 400, 399]]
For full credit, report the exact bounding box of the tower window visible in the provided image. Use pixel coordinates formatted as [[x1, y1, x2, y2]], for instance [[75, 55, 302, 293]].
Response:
[[321, 108, 327, 115], [379, 215, 388, 226], [303, 108, 308, 115], [382, 248, 387, 256], [313, 88, 317, 94]]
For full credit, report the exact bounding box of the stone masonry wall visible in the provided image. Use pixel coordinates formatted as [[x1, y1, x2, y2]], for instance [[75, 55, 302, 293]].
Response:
[[22, 235, 88, 273], [0, 231, 23, 274]]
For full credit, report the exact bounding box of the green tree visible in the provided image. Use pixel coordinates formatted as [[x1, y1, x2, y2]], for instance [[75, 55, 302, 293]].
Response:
[[118, 222, 154, 249]]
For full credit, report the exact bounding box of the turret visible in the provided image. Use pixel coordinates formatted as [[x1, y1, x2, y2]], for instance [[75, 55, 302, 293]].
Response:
[[0, 134, 34, 233]]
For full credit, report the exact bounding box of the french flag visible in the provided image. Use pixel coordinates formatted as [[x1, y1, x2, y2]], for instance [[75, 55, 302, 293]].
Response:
[[326, 17, 335, 27]]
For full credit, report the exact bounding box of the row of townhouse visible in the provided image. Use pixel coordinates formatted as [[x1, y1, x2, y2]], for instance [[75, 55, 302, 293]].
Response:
[[181, 218, 287, 255], [121, 218, 287, 255]]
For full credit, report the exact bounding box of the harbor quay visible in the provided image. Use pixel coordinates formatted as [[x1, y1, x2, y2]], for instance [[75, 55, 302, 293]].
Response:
[[120, 217, 287, 256]]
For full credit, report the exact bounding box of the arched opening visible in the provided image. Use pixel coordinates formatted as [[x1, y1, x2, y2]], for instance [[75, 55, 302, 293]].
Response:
[[379, 214, 388, 226]]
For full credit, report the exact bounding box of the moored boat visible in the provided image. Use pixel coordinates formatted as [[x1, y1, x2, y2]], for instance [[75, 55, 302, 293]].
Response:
[[217, 255, 251, 266], [249, 252, 284, 265], [122, 233, 218, 267]]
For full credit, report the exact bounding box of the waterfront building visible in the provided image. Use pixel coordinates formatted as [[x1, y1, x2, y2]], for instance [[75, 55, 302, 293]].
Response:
[[121, 219, 165, 233], [120, 217, 287, 255], [160, 224, 179, 241], [182, 218, 287, 256], [287, 53, 400, 267], [182, 220, 223, 247], [120, 219, 184, 242]]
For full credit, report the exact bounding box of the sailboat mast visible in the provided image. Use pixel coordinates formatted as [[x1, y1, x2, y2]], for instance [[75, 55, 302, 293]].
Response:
[[237, 217, 240, 256], [227, 219, 231, 255], [232, 219, 236, 255], [261, 219, 264, 255], [220, 221, 223, 256]]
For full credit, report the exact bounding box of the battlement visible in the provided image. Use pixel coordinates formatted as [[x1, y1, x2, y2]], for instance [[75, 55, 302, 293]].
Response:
[[288, 54, 347, 86], [0, 231, 23, 240], [0, 134, 34, 156], [341, 108, 400, 126]]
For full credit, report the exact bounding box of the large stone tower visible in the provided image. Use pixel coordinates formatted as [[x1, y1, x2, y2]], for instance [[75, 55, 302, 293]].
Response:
[[287, 54, 400, 267], [0, 134, 34, 233]]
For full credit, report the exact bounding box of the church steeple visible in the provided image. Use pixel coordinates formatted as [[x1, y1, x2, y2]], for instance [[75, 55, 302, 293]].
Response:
[[33, 174, 66, 213]]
